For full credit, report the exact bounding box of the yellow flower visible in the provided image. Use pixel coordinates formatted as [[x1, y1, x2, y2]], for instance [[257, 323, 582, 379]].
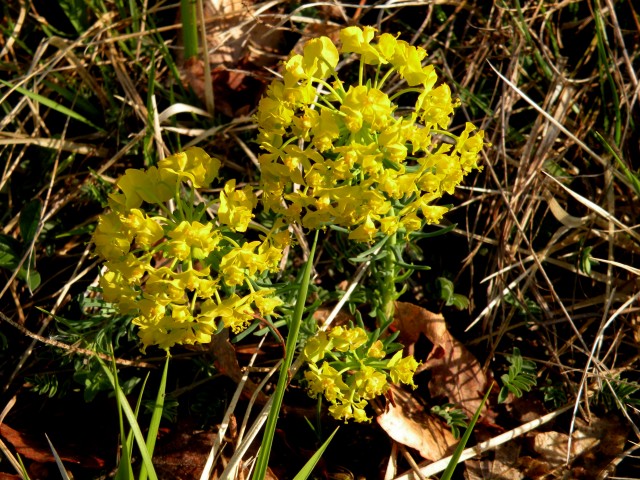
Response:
[[199, 294, 254, 333], [104, 253, 147, 285], [144, 270, 186, 306], [354, 365, 389, 399], [416, 84, 459, 129], [304, 331, 332, 363], [256, 94, 295, 134], [328, 398, 370, 423], [93, 211, 132, 260], [99, 271, 138, 314], [389, 40, 429, 86], [304, 362, 349, 403], [455, 122, 485, 173], [388, 351, 419, 387], [367, 340, 386, 359], [116, 166, 176, 210], [123, 209, 164, 248], [348, 215, 378, 242], [339, 26, 382, 65], [166, 220, 221, 261], [329, 326, 368, 352], [158, 146, 220, 188], [301, 36, 339, 79], [218, 180, 257, 232], [219, 241, 263, 286]]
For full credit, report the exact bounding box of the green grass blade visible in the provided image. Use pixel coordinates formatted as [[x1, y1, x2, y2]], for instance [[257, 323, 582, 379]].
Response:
[[252, 231, 319, 480], [0, 79, 104, 132], [98, 357, 159, 480], [292, 427, 339, 480], [440, 386, 492, 480], [593, 131, 640, 197], [139, 354, 169, 480], [44, 434, 71, 480], [113, 359, 135, 480]]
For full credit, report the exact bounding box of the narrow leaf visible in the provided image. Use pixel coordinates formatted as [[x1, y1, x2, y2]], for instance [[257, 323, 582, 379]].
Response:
[[19, 200, 42, 246], [292, 427, 339, 480], [0, 79, 104, 131]]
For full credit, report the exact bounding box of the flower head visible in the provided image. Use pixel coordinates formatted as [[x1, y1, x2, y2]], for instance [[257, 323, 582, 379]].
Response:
[[256, 26, 485, 242]]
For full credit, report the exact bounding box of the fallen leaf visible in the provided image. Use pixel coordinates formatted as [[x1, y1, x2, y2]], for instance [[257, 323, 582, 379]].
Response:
[[464, 441, 524, 480], [209, 330, 270, 405], [394, 302, 490, 418], [0, 423, 104, 468], [377, 386, 457, 461]]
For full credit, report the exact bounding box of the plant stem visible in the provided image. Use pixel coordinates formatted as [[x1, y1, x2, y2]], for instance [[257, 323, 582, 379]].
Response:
[[381, 231, 397, 322], [180, 0, 198, 61]]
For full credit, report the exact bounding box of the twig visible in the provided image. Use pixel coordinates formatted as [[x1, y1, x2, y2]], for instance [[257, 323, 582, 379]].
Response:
[[0, 310, 154, 369]]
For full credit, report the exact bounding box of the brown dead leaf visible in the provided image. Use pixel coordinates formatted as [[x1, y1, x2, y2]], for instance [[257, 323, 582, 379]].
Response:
[[533, 415, 628, 471], [394, 302, 490, 418], [0, 423, 104, 468], [209, 331, 271, 405], [377, 386, 457, 461], [464, 442, 524, 480]]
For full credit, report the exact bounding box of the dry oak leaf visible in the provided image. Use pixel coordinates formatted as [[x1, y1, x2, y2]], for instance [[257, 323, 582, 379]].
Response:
[[377, 385, 457, 461], [394, 302, 490, 418]]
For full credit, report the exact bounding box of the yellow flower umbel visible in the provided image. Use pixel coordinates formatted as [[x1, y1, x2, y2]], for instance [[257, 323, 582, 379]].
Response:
[[303, 326, 419, 423], [256, 26, 485, 242], [92, 147, 289, 350]]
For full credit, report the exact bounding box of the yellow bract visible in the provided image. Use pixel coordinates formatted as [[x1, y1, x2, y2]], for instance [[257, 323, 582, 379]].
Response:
[[92, 146, 287, 350], [256, 25, 485, 242], [303, 325, 419, 423]]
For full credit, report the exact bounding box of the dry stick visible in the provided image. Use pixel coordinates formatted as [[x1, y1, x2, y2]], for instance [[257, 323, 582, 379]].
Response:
[[567, 291, 640, 464], [488, 62, 634, 191], [199, 334, 272, 480], [0, 395, 24, 478], [0, 310, 154, 369], [603, 0, 639, 106], [196, 0, 214, 115], [0, 1, 27, 59], [393, 403, 574, 480]]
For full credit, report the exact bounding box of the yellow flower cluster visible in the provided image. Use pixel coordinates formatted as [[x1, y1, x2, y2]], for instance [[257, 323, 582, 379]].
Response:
[[92, 147, 289, 350], [256, 26, 485, 242], [303, 326, 419, 422]]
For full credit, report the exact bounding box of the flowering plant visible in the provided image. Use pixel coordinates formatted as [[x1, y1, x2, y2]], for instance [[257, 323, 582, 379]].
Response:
[[303, 325, 419, 422], [92, 147, 289, 350], [256, 25, 485, 243], [254, 25, 484, 422]]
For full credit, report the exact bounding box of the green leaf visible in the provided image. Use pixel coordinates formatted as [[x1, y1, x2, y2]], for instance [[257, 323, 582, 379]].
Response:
[[449, 293, 470, 310], [499, 348, 537, 403], [97, 357, 159, 480], [252, 232, 319, 480], [0, 234, 21, 270], [45, 434, 71, 480], [437, 277, 455, 303], [0, 79, 104, 132], [58, 0, 89, 34], [19, 200, 42, 246], [139, 355, 170, 480], [441, 386, 492, 480], [292, 427, 339, 480], [25, 269, 41, 292]]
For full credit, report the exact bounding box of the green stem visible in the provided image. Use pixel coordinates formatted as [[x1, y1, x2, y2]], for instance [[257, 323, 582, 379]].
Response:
[[180, 0, 198, 61], [381, 231, 397, 321]]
